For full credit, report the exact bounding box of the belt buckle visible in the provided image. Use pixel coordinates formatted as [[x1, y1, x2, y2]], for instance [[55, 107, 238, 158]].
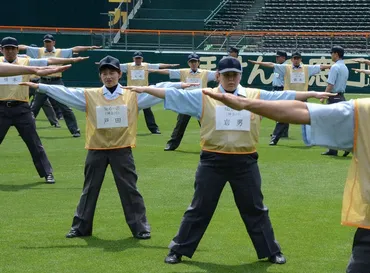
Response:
[[6, 101, 12, 108]]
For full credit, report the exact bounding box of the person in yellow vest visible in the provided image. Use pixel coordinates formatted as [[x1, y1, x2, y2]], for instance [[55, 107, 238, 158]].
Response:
[[123, 57, 335, 265], [0, 36, 76, 184], [248, 52, 331, 145], [150, 53, 216, 151], [20, 55, 197, 239], [120, 51, 178, 135], [19, 34, 100, 137], [201, 88, 369, 273]]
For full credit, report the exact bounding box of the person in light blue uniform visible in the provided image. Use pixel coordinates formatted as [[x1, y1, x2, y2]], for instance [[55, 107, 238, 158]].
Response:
[[200, 90, 365, 273], [320, 45, 349, 156], [123, 57, 334, 265]]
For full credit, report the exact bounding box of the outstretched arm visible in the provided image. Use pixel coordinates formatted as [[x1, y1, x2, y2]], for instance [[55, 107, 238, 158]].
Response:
[[203, 90, 310, 124], [47, 56, 89, 65], [0, 63, 70, 77], [248, 59, 275, 68], [353, 68, 370, 75], [158, 64, 179, 69], [148, 69, 170, 75], [351, 58, 370, 65], [71, 46, 101, 53]]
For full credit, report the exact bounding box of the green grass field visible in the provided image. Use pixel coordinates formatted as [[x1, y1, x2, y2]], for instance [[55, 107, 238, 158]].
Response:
[[0, 95, 362, 273]]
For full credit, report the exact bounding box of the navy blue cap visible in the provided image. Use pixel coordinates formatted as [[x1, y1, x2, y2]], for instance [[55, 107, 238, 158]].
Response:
[[133, 51, 143, 58], [331, 45, 344, 56], [1, 37, 18, 47], [228, 46, 239, 54], [187, 53, 200, 61], [43, 34, 55, 42], [217, 57, 242, 74], [99, 55, 121, 71], [292, 52, 302, 58], [276, 51, 288, 58]]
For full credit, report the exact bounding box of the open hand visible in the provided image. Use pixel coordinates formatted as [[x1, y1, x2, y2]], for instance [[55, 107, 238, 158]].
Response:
[[121, 86, 146, 93], [34, 65, 71, 76], [19, 82, 39, 89], [72, 56, 89, 63], [181, 82, 200, 89]]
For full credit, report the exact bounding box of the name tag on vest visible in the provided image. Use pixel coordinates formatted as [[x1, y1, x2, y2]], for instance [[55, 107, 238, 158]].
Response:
[[131, 70, 145, 80], [215, 106, 250, 131], [186, 77, 202, 89], [0, 76, 22, 85], [96, 105, 128, 129], [290, 71, 305, 84]]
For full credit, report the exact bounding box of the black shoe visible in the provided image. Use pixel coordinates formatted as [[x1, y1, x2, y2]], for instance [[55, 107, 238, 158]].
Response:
[[151, 129, 161, 134], [269, 140, 277, 146], [72, 130, 81, 138], [65, 229, 89, 238], [45, 173, 55, 184], [343, 151, 350, 157], [268, 252, 286, 264], [164, 144, 176, 151], [52, 123, 61, 128], [164, 251, 182, 264], [134, 232, 151, 240], [321, 151, 337, 156]]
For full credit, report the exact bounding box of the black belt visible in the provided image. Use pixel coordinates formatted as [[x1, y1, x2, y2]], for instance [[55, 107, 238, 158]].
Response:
[[41, 76, 62, 81], [0, 101, 26, 107]]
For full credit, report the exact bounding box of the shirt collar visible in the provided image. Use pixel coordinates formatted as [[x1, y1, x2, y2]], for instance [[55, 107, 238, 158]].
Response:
[[219, 84, 240, 96], [292, 64, 303, 69], [102, 84, 123, 95], [3, 57, 18, 64], [336, 59, 344, 63], [45, 47, 56, 53], [190, 69, 200, 74]]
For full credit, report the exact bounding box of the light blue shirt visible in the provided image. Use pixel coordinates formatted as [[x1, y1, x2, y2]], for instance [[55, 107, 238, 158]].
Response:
[[26, 47, 73, 59], [120, 62, 160, 73], [272, 61, 288, 87], [273, 64, 322, 79], [169, 69, 217, 82], [3, 56, 48, 67], [37, 82, 183, 112], [327, 59, 349, 93], [302, 101, 354, 151], [163, 85, 297, 119]]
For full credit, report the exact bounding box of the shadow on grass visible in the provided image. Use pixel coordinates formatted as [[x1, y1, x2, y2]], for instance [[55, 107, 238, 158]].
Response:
[[22, 236, 168, 253], [181, 260, 276, 273], [137, 133, 154, 137], [39, 136, 73, 140], [276, 144, 312, 150], [0, 182, 44, 192]]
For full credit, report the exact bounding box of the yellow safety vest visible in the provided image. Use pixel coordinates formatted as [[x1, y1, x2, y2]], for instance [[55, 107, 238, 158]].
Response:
[[341, 98, 370, 229], [84, 87, 138, 150], [38, 47, 62, 77], [126, 63, 149, 86], [0, 57, 31, 102], [179, 69, 208, 89], [200, 87, 261, 154], [284, 65, 309, 91]]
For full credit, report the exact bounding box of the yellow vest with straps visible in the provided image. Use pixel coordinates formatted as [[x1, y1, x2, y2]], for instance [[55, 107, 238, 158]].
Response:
[[200, 87, 261, 154], [84, 88, 138, 150], [126, 63, 149, 86], [341, 98, 370, 230], [0, 57, 31, 102], [284, 65, 309, 91], [38, 47, 62, 77], [180, 69, 208, 89]]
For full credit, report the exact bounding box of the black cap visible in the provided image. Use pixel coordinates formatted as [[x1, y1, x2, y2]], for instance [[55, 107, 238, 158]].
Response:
[[217, 57, 242, 74], [331, 45, 344, 56], [1, 37, 18, 47], [188, 53, 200, 62], [292, 52, 302, 58], [133, 51, 143, 58], [99, 55, 121, 71], [228, 46, 239, 54], [43, 34, 55, 42], [276, 51, 288, 58]]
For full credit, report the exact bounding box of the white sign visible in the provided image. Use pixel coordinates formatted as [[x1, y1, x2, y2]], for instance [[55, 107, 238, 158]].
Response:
[[0, 75, 22, 85], [96, 105, 128, 129], [131, 70, 145, 80], [215, 106, 251, 131], [291, 71, 306, 84], [186, 77, 202, 89]]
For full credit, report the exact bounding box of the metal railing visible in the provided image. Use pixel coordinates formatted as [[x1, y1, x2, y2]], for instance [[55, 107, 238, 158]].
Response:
[[0, 26, 369, 54], [204, 0, 230, 25]]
